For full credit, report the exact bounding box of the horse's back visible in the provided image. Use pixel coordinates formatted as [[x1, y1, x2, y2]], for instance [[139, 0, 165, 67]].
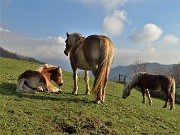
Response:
[[18, 70, 46, 85], [139, 74, 174, 90], [18, 70, 41, 80]]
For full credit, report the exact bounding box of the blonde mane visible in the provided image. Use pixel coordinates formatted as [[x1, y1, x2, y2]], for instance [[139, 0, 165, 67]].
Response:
[[36, 64, 59, 72]]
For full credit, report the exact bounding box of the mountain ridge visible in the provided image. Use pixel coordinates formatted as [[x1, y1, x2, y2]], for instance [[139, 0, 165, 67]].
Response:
[[109, 62, 174, 82], [0, 47, 43, 63]]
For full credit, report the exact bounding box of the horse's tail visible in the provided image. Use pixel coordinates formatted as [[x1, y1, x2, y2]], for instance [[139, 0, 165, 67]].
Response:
[[92, 41, 111, 97]]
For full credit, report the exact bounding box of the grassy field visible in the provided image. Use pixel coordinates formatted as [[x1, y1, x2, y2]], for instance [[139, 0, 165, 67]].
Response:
[[0, 57, 180, 135]]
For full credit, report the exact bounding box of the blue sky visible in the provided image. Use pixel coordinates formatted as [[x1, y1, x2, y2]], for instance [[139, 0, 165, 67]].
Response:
[[0, 0, 180, 71]]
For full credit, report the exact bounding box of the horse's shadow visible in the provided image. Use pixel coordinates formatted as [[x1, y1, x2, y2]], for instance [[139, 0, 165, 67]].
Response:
[[0, 82, 93, 104]]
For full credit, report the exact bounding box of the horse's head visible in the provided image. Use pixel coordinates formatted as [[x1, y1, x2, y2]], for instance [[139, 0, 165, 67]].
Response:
[[122, 84, 131, 99], [122, 74, 139, 99], [64, 32, 83, 56], [51, 67, 63, 87]]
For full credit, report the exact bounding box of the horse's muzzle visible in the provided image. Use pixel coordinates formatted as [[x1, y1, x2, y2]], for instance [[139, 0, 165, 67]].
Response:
[[122, 96, 127, 99], [59, 83, 63, 86], [64, 50, 68, 56]]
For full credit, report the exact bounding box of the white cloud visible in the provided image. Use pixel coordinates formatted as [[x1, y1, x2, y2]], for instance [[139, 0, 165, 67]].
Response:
[[113, 45, 180, 67], [0, 27, 10, 32], [113, 46, 157, 67], [128, 23, 163, 44], [103, 10, 128, 36], [0, 28, 71, 70], [162, 34, 179, 44]]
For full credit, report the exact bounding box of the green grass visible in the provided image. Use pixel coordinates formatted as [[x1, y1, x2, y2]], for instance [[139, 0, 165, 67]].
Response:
[[0, 57, 180, 135]]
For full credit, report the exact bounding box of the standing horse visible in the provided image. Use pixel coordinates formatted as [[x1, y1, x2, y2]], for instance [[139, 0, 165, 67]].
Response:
[[64, 32, 114, 104], [122, 72, 176, 110], [16, 64, 63, 93]]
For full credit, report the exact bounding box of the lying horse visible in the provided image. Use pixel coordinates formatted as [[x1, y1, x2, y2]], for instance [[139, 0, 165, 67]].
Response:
[[16, 64, 63, 93], [122, 72, 176, 110], [64, 32, 114, 104]]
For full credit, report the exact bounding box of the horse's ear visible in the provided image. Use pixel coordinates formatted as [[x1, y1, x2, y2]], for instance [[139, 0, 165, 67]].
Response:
[[66, 32, 70, 37]]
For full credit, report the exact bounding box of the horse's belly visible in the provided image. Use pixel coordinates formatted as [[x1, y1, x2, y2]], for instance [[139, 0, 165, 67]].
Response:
[[75, 49, 91, 70], [26, 77, 41, 88]]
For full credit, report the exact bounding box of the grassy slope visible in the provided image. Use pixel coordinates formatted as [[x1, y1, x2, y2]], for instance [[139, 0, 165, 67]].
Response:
[[0, 57, 180, 135]]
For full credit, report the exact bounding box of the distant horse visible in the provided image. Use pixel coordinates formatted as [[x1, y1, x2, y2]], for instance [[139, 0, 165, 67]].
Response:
[[64, 32, 114, 104], [16, 64, 63, 94], [122, 72, 176, 110]]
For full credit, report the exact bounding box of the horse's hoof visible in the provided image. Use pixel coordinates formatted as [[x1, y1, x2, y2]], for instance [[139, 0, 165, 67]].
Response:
[[56, 91, 62, 94], [85, 92, 91, 95], [72, 92, 78, 95], [94, 100, 102, 104], [94, 100, 104, 104]]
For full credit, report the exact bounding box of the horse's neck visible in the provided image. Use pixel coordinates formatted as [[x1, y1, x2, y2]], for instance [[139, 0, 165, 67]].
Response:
[[41, 69, 53, 80], [75, 38, 85, 46], [129, 79, 137, 90], [129, 82, 135, 90]]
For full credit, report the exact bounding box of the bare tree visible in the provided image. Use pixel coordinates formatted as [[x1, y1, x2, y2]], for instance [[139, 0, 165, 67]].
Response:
[[169, 62, 180, 87], [130, 59, 147, 76]]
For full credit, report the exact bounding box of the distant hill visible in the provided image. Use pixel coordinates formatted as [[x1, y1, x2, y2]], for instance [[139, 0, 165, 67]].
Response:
[[0, 47, 43, 63], [109, 62, 174, 82]]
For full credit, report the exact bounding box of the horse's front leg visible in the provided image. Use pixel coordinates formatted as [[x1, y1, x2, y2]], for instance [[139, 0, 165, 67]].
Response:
[[47, 84, 62, 93], [145, 89, 152, 105], [142, 89, 146, 104], [72, 68, 78, 95], [170, 92, 175, 110], [84, 70, 90, 95]]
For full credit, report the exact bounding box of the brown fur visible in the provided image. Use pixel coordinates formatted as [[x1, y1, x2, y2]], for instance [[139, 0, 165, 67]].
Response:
[[64, 32, 114, 104], [16, 64, 63, 93], [122, 72, 176, 110]]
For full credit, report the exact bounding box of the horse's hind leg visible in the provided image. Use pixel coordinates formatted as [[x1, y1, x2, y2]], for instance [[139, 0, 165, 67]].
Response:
[[72, 68, 78, 95], [95, 85, 103, 104], [101, 67, 110, 103], [145, 89, 152, 105], [84, 70, 90, 95], [16, 79, 26, 92], [169, 91, 175, 110], [163, 91, 169, 109], [22, 84, 37, 94]]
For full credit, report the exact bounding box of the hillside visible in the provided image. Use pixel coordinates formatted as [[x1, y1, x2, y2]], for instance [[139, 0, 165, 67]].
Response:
[[0, 57, 180, 134], [109, 63, 173, 82], [0, 47, 43, 63]]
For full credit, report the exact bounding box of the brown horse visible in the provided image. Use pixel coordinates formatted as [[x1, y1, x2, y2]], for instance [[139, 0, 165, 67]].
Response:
[[16, 64, 63, 93], [122, 72, 176, 110], [64, 32, 114, 104]]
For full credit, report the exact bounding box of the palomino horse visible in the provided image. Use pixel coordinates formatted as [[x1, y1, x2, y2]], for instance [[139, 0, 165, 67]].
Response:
[[16, 64, 63, 93], [122, 72, 176, 110], [64, 32, 114, 104]]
